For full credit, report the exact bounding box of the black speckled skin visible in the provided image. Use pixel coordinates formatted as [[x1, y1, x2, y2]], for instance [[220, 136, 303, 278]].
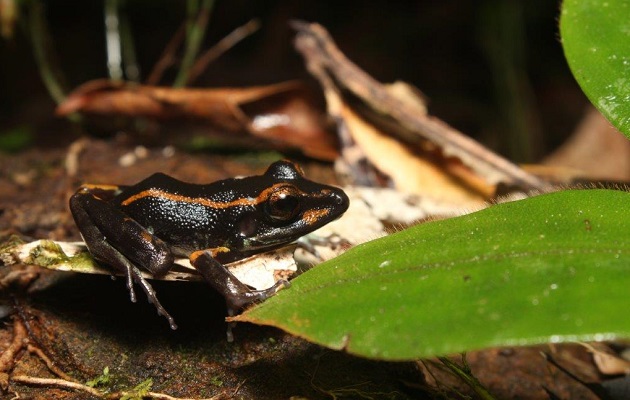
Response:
[[115, 162, 347, 257], [69, 160, 349, 332]]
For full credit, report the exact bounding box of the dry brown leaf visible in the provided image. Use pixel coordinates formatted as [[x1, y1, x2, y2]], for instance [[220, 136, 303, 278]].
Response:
[[292, 21, 551, 205], [544, 107, 630, 181], [580, 343, 630, 376], [57, 79, 338, 160], [337, 100, 485, 204]]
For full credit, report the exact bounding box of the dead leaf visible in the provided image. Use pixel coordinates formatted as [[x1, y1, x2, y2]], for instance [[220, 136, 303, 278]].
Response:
[[580, 342, 630, 376], [2, 239, 299, 291], [0, 0, 18, 39], [57, 79, 338, 160], [544, 107, 630, 181], [337, 103, 485, 204], [292, 21, 551, 206]]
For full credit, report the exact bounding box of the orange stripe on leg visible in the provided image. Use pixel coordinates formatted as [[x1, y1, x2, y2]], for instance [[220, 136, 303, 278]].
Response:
[[190, 247, 231, 263]]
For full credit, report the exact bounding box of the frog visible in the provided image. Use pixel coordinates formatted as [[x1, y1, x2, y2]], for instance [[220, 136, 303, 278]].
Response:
[[70, 160, 349, 331]]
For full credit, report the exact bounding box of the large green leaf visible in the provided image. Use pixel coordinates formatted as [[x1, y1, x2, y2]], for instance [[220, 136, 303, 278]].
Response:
[[561, 0, 630, 137], [235, 189, 630, 360]]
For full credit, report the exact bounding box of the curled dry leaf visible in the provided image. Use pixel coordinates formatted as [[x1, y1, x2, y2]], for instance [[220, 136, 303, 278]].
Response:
[[544, 107, 630, 181], [56, 79, 338, 160], [292, 21, 551, 206], [580, 342, 630, 376], [1, 238, 298, 291]]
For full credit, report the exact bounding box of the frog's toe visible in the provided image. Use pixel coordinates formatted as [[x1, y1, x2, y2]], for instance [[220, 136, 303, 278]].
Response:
[[271, 278, 291, 292], [123, 265, 138, 303], [225, 279, 290, 316], [129, 265, 178, 330], [224, 282, 288, 342]]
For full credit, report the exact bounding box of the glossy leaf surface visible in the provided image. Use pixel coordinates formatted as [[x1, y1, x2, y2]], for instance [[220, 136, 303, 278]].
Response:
[[561, 0, 630, 137], [236, 189, 630, 360]]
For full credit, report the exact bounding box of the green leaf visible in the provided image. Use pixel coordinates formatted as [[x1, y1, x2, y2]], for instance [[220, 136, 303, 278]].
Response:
[[560, 0, 630, 137], [121, 378, 153, 400], [85, 366, 111, 388], [236, 189, 630, 360], [0, 125, 33, 152]]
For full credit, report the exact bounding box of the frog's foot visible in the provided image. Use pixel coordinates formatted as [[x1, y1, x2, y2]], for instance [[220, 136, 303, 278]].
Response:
[[127, 264, 178, 330], [225, 279, 291, 317], [191, 249, 291, 340], [224, 279, 290, 342], [191, 249, 291, 315], [297, 233, 351, 260]]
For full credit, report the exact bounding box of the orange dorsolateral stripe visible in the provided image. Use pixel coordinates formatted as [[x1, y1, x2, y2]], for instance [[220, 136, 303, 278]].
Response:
[[120, 184, 332, 208], [121, 188, 256, 208]]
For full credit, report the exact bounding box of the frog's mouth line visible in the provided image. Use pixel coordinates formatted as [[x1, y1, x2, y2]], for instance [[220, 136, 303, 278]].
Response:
[[244, 209, 343, 249]]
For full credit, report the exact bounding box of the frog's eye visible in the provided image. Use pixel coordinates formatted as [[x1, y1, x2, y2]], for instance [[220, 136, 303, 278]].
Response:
[[266, 185, 301, 221]]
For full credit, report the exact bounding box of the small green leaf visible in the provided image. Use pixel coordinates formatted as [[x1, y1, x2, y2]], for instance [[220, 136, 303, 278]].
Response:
[[86, 366, 110, 388], [561, 0, 630, 137], [236, 189, 630, 360], [209, 375, 223, 387], [121, 377, 153, 400], [0, 125, 33, 152]]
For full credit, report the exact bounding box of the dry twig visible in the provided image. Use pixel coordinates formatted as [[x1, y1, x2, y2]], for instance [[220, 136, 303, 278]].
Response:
[[11, 374, 228, 399], [0, 318, 27, 374]]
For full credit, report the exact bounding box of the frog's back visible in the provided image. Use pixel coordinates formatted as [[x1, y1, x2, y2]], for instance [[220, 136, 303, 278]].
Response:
[[110, 173, 260, 251]]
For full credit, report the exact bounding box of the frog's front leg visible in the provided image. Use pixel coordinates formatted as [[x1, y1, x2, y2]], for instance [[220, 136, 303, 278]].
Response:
[[189, 249, 290, 316], [69, 188, 178, 329]]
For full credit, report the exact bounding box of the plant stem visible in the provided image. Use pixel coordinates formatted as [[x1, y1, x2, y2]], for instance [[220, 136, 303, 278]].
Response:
[[119, 5, 140, 82], [104, 0, 123, 81], [187, 18, 260, 85], [438, 355, 495, 400], [173, 0, 215, 87], [27, 0, 67, 104]]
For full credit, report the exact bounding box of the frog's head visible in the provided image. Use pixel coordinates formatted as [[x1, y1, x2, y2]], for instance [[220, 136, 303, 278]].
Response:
[[236, 160, 349, 251]]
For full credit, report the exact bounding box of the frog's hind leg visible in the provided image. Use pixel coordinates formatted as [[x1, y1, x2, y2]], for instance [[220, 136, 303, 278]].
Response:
[[189, 249, 290, 315], [190, 249, 289, 341], [69, 190, 177, 329]]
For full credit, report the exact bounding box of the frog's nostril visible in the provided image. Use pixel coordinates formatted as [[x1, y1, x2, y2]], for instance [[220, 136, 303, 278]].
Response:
[[333, 190, 349, 208]]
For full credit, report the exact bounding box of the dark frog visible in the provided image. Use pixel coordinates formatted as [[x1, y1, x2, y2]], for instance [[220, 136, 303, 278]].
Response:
[[70, 160, 349, 331]]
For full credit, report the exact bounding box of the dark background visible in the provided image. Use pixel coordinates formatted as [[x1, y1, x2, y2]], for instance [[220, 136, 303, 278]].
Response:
[[0, 0, 589, 162]]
